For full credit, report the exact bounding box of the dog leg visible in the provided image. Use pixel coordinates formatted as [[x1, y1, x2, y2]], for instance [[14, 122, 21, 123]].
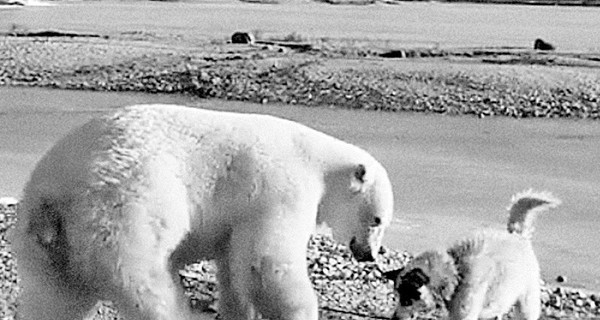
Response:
[[448, 280, 489, 320]]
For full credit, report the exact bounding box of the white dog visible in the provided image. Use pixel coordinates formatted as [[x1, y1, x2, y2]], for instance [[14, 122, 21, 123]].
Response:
[[10, 104, 394, 320], [384, 190, 560, 320]]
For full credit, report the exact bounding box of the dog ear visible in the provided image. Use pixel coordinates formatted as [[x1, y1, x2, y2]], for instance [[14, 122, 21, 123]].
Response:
[[382, 268, 402, 283], [350, 164, 369, 193], [422, 251, 458, 302]]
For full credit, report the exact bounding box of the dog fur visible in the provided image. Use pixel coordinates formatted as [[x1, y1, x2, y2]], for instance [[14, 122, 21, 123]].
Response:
[[10, 104, 394, 320], [384, 190, 561, 320]]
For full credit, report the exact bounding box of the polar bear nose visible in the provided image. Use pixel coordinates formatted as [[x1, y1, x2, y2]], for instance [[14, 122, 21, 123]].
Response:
[[349, 237, 375, 262]]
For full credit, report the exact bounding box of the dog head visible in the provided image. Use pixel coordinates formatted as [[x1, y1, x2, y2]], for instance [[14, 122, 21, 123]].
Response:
[[387, 267, 433, 305], [384, 251, 458, 319]]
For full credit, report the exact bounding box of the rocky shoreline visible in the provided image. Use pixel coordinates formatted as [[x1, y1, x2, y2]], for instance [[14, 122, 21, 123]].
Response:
[[2, 203, 600, 320], [1, 36, 599, 120]]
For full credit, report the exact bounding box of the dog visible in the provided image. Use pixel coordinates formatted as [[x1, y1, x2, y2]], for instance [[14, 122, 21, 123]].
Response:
[[383, 190, 561, 320]]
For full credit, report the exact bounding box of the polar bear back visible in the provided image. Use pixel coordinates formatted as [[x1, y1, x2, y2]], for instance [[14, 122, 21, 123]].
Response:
[[27, 104, 363, 194]]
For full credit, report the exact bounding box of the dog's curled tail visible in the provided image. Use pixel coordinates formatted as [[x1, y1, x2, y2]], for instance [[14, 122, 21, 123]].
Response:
[[507, 189, 561, 238]]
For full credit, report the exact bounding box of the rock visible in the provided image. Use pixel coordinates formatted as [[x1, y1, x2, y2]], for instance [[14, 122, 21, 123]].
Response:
[[314, 0, 376, 4], [231, 32, 255, 44], [239, 0, 279, 3], [534, 38, 555, 51], [0, 197, 17, 209], [379, 50, 407, 58], [0, 0, 25, 6], [556, 275, 567, 283], [589, 300, 597, 309]]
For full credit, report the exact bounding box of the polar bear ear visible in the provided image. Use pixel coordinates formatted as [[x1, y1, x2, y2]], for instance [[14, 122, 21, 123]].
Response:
[[350, 164, 368, 193]]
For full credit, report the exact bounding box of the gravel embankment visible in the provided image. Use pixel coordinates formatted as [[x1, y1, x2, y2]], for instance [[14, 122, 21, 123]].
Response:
[[1, 203, 599, 320], [1, 36, 599, 119]]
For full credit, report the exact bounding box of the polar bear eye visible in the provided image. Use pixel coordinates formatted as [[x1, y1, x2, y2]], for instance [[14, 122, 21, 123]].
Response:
[[373, 217, 382, 226]]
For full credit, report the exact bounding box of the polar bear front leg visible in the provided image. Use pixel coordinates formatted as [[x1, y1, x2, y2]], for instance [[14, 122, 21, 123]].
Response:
[[223, 219, 319, 320], [249, 255, 319, 320]]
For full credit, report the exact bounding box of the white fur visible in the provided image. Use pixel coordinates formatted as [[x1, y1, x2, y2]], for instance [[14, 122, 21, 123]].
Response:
[[10, 104, 394, 320], [507, 189, 561, 239]]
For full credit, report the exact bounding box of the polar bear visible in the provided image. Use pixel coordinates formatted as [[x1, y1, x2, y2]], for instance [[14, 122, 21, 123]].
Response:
[[11, 104, 394, 320]]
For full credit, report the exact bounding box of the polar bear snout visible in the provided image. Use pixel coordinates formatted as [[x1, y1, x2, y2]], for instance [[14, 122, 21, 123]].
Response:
[[349, 236, 375, 262], [349, 221, 388, 262]]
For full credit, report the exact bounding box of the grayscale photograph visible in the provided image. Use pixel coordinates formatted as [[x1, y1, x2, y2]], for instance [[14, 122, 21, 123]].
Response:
[[0, 1, 599, 319]]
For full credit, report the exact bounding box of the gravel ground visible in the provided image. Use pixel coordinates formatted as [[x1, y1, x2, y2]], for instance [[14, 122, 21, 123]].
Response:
[[1, 204, 600, 320], [1, 36, 599, 119], [0, 204, 18, 320]]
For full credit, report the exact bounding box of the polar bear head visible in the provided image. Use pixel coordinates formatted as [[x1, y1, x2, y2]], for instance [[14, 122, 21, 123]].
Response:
[[318, 162, 394, 262]]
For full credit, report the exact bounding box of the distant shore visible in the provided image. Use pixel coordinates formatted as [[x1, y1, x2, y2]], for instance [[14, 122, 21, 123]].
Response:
[[3, 0, 600, 7], [315, 0, 600, 6]]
